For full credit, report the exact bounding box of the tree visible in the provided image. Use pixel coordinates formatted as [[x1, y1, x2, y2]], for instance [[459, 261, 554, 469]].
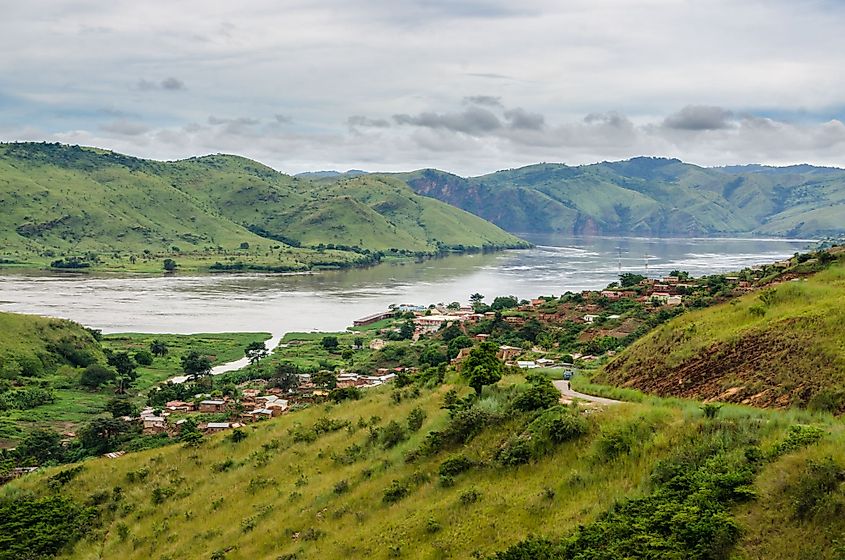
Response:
[[312, 370, 337, 390], [321, 336, 339, 352], [163, 258, 177, 271], [619, 273, 646, 287], [105, 397, 136, 418], [134, 350, 154, 366], [271, 362, 301, 392], [181, 351, 212, 380], [341, 348, 354, 363], [447, 335, 473, 359], [78, 417, 129, 455], [470, 293, 485, 311], [14, 429, 65, 465], [490, 295, 519, 310], [107, 352, 136, 379], [79, 364, 114, 389], [353, 337, 364, 350], [397, 319, 415, 340], [149, 339, 168, 357], [244, 341, 268, 365], [461, 342, 504, 395]]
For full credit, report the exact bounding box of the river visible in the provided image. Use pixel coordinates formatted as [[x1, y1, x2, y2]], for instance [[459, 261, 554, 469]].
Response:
[[0, 235, 812, 337]]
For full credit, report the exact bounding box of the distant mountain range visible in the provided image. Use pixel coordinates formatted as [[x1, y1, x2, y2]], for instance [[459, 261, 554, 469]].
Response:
[[391, 157, 845, 238]]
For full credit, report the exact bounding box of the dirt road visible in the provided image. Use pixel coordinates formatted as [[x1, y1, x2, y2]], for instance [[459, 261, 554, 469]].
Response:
[[553, 379, 623, 406]]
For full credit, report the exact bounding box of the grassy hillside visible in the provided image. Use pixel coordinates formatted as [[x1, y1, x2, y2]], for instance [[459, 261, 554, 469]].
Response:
[[396, 157, 845, 237], [0, 143, 526, 272], [3, 373, 844, 560], [598, 258, 845, 411]]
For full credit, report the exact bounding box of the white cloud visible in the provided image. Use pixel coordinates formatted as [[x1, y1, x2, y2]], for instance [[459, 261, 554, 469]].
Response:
[[0, 1, 844, 174]]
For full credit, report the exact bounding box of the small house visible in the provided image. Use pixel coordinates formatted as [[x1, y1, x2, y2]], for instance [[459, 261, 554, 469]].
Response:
[[199, 399, 227, 413]]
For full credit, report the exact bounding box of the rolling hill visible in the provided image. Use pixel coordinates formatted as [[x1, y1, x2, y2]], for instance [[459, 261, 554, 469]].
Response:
[[394, 158, 845, 238], [0, 143, 527, 272], [597, 251, 845, 411], [4, 372, 845, 560]]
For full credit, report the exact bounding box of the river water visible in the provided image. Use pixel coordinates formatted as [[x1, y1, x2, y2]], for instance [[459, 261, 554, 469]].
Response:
[[0, 235, 812, 336]]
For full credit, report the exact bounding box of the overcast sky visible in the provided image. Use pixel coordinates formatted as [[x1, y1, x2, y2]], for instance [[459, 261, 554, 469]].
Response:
[[2, 0, 845, 175]]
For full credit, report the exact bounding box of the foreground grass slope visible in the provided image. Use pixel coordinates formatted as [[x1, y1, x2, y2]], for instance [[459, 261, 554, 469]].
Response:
[[599, 259, 845, 411], [397, 158, 845, 237], [0, 143, 526, 272], [4, 374, 845, 560]]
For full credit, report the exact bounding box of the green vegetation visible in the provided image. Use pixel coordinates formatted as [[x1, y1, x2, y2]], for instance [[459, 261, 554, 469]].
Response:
[[599, 258, 845, 410], [397, 158, 845, 237], [0, 142, 527, 273], [3, 369, 844, 559], [0, 314, 268, 446]]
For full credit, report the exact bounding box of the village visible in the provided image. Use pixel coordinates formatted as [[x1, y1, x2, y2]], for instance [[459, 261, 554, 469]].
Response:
[[118, 259, 797, 439]]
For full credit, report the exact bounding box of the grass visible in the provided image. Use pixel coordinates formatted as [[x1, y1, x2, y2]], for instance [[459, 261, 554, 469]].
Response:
[[102, 332, 270, 391], [598, 261, 845, 410], [0, 143, 526, 274], [5, 376, 845, 559], [0, 322, 270, 444], [395, 159, 845, 237]]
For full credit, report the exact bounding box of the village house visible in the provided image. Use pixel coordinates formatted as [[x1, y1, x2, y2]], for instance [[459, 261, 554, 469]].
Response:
[[600, 290, 621, 300], [451, 346, 473, 364], [516, 360, 539, 369], [530, 298, 545, 306], [474, 333, 490, 341], [650, 292, 671, 304], [369, 338, 386, 350], [204, 422, 242, 433], [666, 295, 683, 306], [353, 310, 395, 327], [504, 316, 526, 326], [583, 314, 600, 323], [165, 400, 194, 413], [497, 345, 522, 361], [142, 416, 167, 435], [413, 315, 456, 333], [199, 399, 227, 413]]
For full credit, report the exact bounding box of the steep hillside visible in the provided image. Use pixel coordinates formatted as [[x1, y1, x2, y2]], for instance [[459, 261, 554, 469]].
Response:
[[0, 143, 526, 272], [395, 158, 845, 237], [4, 375, 844, 560], [598, 256, 845, 411]]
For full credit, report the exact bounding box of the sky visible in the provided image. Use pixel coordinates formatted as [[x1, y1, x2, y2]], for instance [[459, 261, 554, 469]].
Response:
[[2, 0, 845, 176]]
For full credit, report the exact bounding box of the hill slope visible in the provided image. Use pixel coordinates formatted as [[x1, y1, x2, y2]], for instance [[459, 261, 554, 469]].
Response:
[[4, 375, 845, 560], [0, 143, 526, 271], [598, 257, 845, 410], [395, 158, 845, 237]]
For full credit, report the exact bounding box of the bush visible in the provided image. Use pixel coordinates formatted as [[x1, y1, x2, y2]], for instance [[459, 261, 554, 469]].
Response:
[[512, 379, 560, 412], [79, 363, 114, 389], [134, 350, 154, 366], [459, 488, 481, 505], [407, 407, 426, 432], [333, 479, 350, 495], [330, 387, 361, 403], [382, 480, 410, 503], [791, 456, 845, 520], [545, 412, 589, 444], [0, 496, 97, 560], [380, 420, 408, 449], [497, 436, 534, 466], [770, 424, 826, 458], [439, 455, 474, 477]]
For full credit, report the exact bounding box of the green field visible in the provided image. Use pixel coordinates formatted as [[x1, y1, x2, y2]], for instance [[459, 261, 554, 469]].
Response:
[[0, 143, 527, 273]]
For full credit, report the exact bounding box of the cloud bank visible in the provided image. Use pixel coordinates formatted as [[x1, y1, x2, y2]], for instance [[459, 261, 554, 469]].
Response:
[[1, 1, 844, 174]]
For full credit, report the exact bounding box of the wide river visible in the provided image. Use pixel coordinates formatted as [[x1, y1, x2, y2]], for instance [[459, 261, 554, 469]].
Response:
[[0, 235, 812, 336]]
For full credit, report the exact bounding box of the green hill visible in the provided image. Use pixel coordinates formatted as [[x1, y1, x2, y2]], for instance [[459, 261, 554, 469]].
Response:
[[0, 143, 526, 272], [395, 158, 845, 237], [597, 253, 845, 411], [4, 373, 845, 560]]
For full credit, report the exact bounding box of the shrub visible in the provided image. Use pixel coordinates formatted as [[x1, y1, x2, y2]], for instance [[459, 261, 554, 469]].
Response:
[[425, 518, 441, 533], [497, 436, 534, 466], [700, 403, 722, 419], [512, 376, 560, 412], [459, 488, 481, 505], [330, 387, 361, 403], [791, 456, 845, 520], [439, 455, 474, 477], [80, 364, 114, 389], [380, 420, 408, 449], [771, 424, 826, 458], [407, 407, 426, 432], [333, 479, 350, 495], [383, 480, 410, 503], [228, 429, 248, 443], [134, 350, 154, 366]]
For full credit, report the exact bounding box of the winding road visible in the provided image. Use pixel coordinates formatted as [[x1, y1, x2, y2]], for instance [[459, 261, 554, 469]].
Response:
[[553, 379, 623, 406]]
